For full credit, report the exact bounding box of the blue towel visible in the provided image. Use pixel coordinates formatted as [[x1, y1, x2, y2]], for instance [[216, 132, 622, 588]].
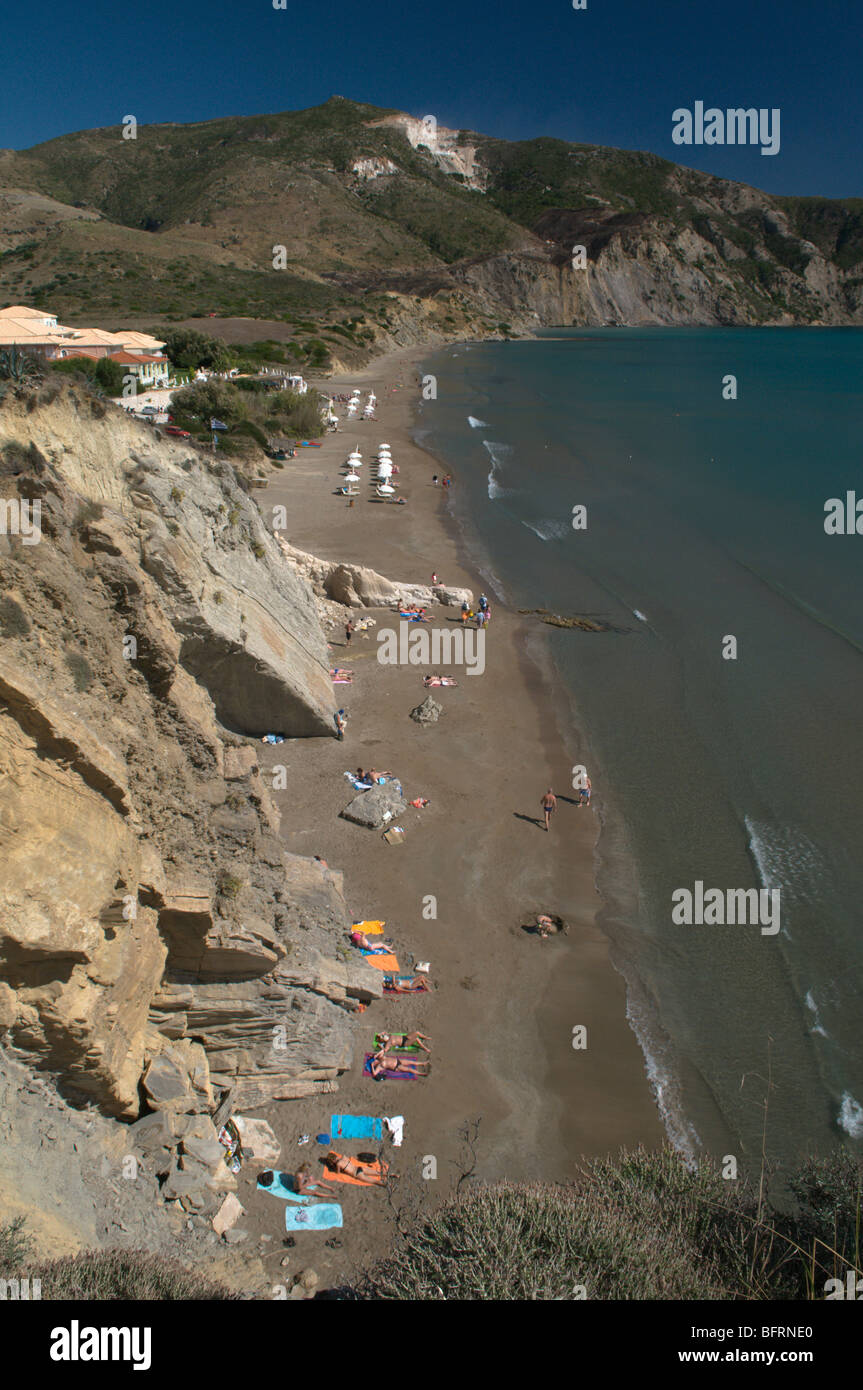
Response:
[[330, 1114, 384, 1141], [257, 1172, 311, 1204], [284, 1202, 342, 1232]]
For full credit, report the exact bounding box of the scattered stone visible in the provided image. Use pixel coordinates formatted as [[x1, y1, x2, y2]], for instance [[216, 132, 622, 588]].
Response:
[[212, 1192, 244, 1237]]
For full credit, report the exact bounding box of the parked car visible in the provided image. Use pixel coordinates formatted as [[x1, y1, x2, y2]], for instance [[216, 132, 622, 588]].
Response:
[[140, 406, 159, 417], [165, 426, 191, 438]]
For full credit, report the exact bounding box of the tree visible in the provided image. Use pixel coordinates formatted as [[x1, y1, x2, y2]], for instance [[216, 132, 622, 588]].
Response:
[[170, 380, 245, 427], [154, 328, 230, 372], [93, 357, 126, 395]]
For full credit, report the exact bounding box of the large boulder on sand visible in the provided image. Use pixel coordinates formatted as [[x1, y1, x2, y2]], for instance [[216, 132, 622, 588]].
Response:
[[410, 696, 443, 724], [340, 782, 407, 828]]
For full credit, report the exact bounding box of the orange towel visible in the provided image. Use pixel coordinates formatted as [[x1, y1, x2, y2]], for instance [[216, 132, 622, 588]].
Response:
[[366, 952, 399, 972], [354, 920, 385, 935], [324, 1153, 389, 1187]]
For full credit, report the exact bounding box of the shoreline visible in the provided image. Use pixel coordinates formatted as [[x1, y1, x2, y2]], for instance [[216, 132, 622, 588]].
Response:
[[238, 342, 663, 1282]]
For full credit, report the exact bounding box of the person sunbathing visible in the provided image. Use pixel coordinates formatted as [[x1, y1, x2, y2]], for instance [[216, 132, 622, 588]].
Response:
[[294, 1162, 337, 1196], [350, 929, 394, 953], [383, 974, 430, 992], [369, 1050, 430, 1078], [323, 1152, 386, 1183], [257, 1166, 335, 1197], [377, 1030, 431, 1054]]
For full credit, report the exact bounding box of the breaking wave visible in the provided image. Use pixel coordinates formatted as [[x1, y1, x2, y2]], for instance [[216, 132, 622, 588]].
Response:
[[483, 440, 516, 500], [468, 416, 489, 428], [522, 518, 571, 541]]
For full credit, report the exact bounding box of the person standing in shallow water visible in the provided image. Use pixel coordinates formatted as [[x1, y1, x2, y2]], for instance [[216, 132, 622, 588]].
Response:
[[541, 787, 557, 832]]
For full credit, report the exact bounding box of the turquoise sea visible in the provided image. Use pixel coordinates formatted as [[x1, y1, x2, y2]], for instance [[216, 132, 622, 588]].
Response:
[[417, 327, 863, 1168]]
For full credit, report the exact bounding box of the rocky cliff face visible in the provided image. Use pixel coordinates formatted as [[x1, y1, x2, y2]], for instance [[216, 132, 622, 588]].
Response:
[[0, 386, 380, 1164]]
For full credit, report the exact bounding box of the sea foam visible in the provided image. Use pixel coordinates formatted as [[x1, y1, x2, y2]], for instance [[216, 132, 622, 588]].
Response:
[[838, 1092, 863, 1138], [522, 518, 571, 541], [483, 440, 516, 500], [468, 416, 490, 428]]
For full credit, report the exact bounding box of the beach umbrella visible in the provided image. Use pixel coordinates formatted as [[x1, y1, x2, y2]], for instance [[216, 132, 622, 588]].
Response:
[[377, 482, 395, 495], [377, 460, 393, 478], [345, 471, 360, 482]]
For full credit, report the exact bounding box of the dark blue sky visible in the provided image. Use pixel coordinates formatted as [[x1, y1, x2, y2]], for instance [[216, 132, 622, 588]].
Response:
[[2, 0, 860, 197]]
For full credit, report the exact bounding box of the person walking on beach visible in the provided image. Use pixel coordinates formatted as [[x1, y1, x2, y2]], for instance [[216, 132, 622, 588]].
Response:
[[541, 787, 557, 832], [578, 775, 592, 807], [335, 709, 347, 740], [432, 475, 438, 486], [345, 620, 354, 646], [460, 600, 469, 624]]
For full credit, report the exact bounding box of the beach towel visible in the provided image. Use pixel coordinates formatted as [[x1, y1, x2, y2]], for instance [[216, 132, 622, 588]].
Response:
[[382, 827, 405, 846], [323, 1152, 389, 1187], [331, 673, 353, 684], [364, 1053, 422, 1081], [284, 1202, 342, 1231], [384, 1116, 405, 1147], [344, 771, 373, 791], [382, 975, 429, 994], [330, 1115, 385, 1141], [360, 949, 400, 972], [354, 920, 385, 935], [257, 1172, 312, 1204]]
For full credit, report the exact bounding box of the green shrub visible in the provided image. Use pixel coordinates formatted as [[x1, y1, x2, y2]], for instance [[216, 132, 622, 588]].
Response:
[[0, 1241, 236, 1300], [0, 596, 32, 636], [64, 651, 95, 692], [218, 873, 244, 898], [350, 1149, 863, 1301]]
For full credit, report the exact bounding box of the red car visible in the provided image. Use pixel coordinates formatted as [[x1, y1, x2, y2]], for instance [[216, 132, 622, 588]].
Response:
[[165, 426, 191, 439]]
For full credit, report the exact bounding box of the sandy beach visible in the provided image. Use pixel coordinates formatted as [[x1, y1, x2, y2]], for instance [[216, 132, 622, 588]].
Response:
[[236, 346, 664, 1288]]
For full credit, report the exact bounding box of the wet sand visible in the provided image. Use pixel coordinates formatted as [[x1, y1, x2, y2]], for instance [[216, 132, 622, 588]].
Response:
[[238, 347, 664, 1289]]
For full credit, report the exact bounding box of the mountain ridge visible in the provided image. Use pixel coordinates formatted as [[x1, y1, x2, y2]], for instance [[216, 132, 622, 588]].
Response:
[[1, 97, 861, 359]]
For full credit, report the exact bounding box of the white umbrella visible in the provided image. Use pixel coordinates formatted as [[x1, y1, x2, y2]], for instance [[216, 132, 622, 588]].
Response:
[[345, 471, 360, 482], [377, 482, 395, 495], [377, 460, 393, 477]]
